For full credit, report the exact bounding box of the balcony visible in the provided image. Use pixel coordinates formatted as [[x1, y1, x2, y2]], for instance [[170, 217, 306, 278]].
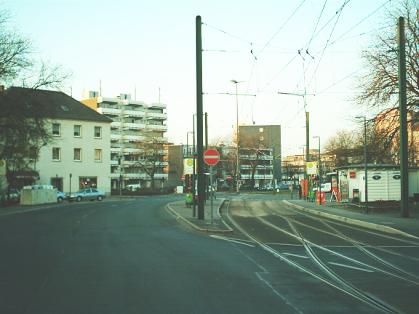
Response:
[[98, 107, 120, 116], [240, 174, 274, 180], [125, 109, 146, 117], [146, 112, 167, 119], [240, 164, 273, 170], [146, 124, 167, 131], [148, 102, 167, 109]]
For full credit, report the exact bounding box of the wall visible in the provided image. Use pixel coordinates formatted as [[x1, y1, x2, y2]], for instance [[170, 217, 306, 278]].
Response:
[[36, 119, 111, 193], [20, 189, 56, 205]]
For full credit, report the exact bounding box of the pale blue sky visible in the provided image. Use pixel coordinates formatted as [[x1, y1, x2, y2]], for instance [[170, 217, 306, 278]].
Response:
[[4, 0, 396, 156]]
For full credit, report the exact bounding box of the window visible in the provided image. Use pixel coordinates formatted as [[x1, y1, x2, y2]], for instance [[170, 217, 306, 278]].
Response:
[[259, 127, 264, 133], [94, 126, 102, 138], [52, 123, 61, 136], [94, 149, 102, 162], [74, 148, 82, 161], [52, 147, 61, 161], [74, 125, 82, 137]]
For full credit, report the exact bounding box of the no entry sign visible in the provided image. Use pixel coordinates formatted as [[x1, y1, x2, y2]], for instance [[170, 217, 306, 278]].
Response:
[[204, 149, 220, 166]]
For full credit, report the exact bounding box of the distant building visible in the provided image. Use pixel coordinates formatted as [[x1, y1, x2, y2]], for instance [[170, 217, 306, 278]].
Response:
[[0, 87, 112, 193], [239, 124, 281, 183], [282, 149, 336, 181], [239, 147, 274, 188], [82, 92, 168, 189], [374, 108, 418, 166]]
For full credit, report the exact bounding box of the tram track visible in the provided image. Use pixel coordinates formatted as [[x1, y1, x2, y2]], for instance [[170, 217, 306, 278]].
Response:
[[225, 200, 402, 314]]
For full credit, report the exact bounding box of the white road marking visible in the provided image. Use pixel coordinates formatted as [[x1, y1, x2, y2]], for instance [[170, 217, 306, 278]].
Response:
[[210, 235, 255, 247], [282, 252, 310, 259], [255, 272, 304, 314], [328, 262, 375, 273]]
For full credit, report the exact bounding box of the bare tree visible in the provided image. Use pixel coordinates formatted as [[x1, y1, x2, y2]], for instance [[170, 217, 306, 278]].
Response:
[[355, 0, 418, 155], [0, 8, 70, 165], [134, 135, 166, 190], [356, 0, 418, 109]]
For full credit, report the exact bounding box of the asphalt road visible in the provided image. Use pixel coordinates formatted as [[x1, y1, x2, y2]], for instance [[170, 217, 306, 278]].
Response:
[[222, 195, 419, 314], [1, 194, 418, 314]]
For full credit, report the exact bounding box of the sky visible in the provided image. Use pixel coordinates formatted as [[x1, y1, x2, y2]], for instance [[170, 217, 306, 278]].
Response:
[[3, 0, 398, 157]]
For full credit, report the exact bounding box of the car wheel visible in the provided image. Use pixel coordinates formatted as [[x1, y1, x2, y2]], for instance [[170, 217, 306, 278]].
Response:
[[97, 195, 103, 201], [76, 196, 82, 202], [57, 197, 63, 203]]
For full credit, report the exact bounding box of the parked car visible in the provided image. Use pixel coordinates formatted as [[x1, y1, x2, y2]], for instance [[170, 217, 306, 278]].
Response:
[[125, 184, 141, 191], [56, 190, 67, 203], [7, 188, 20, 202], [68, 188, 105, 202], [276, 182, 290, 190]]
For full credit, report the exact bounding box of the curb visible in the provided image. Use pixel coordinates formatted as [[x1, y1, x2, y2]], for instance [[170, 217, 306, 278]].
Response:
[[166, 201, 233, 234], [283, 200, 419, 240]]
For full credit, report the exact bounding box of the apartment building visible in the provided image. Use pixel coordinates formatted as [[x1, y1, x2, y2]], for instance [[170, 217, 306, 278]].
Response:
[[1, 87, 112, 193], [239, 147, 274, 188], [239, 125, 281, 182], [82, 92, 168, 189]]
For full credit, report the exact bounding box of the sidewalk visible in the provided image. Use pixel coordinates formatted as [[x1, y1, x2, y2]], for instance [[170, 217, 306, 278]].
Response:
[[285, 199, 419, 239], [166, 198, 233, 233]]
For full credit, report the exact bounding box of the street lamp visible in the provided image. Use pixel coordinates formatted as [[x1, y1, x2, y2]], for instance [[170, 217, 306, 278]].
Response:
[[231, 79, 244, 193], [313, 136, 321, 205], [356, 115, 368, 214]]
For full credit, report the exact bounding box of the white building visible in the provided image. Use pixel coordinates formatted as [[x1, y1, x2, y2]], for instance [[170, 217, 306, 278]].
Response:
[[82, 92, 168, 189], [239, 147, 274, 188], [3, 87, 112, 194]]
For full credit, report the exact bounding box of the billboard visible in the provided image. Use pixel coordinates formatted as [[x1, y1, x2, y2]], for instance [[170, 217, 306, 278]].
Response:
[[183, 158, 194, 175], [306, 161, 318, 175]]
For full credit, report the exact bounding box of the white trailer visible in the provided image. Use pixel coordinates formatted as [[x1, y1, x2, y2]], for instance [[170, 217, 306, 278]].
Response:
[[337, 165, 418, 202]]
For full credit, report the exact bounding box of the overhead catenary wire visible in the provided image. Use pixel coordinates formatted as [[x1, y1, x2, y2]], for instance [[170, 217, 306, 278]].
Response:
[[256, 0, 307, 59], [306, 0, 351, 89], [329, 0, 392, 47]]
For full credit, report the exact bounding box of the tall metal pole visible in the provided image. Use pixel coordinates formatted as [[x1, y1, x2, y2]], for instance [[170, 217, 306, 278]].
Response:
[[363, 117, 369, 214], [192, 116, 196, 217], [318, 137, 321, 205], [196, 16, 205, 220], [234, 82, 240, 193], [205, 112, 208, 149], [205, 112, 209, 200], [306, 112, 310, 162], [398, 17, 409, 218]]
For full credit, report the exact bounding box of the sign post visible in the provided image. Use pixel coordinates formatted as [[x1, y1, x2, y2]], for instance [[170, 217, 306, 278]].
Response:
[[204, 149, 220, 224]]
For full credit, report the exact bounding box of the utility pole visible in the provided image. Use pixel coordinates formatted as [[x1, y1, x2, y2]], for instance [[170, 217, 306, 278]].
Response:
[[205, 112, 208, 149], [356, 116, 369, 213], [306, 112, 310, 163], [231, 80, 243, 193], [196, 16, 205, 220], [192, 117, 196, 217], [398, 17, 409, 218]]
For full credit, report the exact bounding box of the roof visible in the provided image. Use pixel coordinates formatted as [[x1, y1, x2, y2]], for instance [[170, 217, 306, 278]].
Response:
[[0, 87, 112, 123]]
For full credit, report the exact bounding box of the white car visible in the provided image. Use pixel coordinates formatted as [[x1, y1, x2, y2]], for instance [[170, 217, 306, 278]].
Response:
[[312, 183, 332, 193]]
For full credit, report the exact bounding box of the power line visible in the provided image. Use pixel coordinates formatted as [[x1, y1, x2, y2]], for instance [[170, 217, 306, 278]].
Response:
[[257, 0, 307, 58], [329, 0, 392, 47], [316, 68, 362, 95], [202, 22, 253, 44], [306, 0, 329, 50], [307, 0, 351, 89]]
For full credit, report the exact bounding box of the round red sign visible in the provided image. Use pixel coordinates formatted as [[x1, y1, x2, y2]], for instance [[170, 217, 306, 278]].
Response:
[[204, 149, 220, 166]]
